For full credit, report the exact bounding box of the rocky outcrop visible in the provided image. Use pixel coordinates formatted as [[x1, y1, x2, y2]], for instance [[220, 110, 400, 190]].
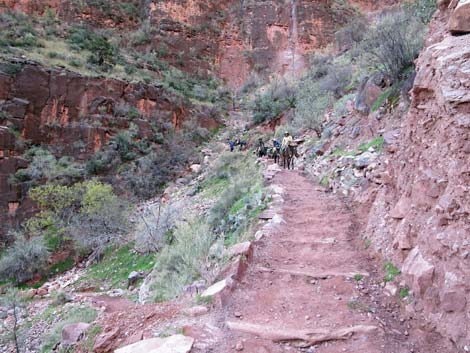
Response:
[[363, 8, 470, 348], [449, 0, 470, 34]]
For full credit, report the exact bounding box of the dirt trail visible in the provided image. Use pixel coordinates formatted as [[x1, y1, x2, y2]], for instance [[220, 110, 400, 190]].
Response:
[[194, 168, 454, 353]]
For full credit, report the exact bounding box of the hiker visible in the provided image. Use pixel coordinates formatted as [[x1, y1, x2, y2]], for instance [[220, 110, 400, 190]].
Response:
[[229, 140, 235, 152], [271, 139, 281, 164], [281, 131, 293, 151], [256, 138, 266, 157]]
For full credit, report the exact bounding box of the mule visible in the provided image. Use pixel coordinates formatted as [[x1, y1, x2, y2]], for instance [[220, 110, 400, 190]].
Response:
[[281, 144, 297, 170]]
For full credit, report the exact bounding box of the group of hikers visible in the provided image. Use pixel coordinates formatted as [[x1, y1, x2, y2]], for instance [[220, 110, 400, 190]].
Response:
[[228, 132, 297, 169]]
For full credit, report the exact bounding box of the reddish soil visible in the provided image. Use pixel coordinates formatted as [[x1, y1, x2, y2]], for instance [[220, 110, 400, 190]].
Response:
[[194, 169, 455, 353]]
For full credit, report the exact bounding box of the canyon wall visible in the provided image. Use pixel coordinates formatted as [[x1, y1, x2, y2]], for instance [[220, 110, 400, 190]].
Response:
[[0, 59, 217, 243], [362, 5, 469, 348]]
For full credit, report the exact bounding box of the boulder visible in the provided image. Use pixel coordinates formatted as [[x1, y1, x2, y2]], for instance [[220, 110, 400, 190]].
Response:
[[402, 248, 434, 295], [450, 0, 470, 34], [183, 306, 209, 317], [354, 152, 377, 169], [128, 271, 144, 287], [190, 164, 202, 173], [115, 334, 194, 353], [354, 75, 383, 114], [201, 279, 232, 298], [390, 196, 411, 219], [225, 241, 253, 259], [94, 327, 120, 353], [61, 323, 90, 346]]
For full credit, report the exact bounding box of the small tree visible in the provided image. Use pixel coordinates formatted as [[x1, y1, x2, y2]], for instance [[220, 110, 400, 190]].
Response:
[[0, 288, 26, 353]]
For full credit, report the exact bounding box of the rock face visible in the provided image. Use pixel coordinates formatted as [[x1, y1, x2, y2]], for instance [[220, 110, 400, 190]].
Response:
[[363, 8, 470, 348]]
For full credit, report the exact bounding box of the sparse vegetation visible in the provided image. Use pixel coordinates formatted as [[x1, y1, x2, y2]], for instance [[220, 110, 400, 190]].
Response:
[[0, 287, 27, 353], [251, 80, 296, 124]]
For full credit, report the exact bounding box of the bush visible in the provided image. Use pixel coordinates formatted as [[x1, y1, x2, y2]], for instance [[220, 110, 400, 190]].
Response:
[[404, 0, 436, 23], [361, 11, 425, 81], [69, 181, 130, 256], [68, 25, 118, 69], [294, 55, 352, 133], [13, 148, 84, 185], [0, 233, 49, 283], [135, 202, 180, 253]]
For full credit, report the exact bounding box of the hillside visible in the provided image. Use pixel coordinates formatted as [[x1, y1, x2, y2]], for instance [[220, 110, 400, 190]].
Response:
[[0, 0, 469, 352]]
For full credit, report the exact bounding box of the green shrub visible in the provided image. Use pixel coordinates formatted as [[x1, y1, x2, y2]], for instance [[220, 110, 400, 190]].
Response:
[[67, 25, 118, 69], [0, 233, 49, 283], [86, 149, 117, 175], [399, 286, 410, 298]]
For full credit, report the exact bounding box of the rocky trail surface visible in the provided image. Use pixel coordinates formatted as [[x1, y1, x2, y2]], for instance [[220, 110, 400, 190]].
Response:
[[185, 167, 456, 353]]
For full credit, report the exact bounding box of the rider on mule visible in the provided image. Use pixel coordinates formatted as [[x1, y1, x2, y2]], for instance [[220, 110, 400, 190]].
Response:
[[281, 132, 293, 151]]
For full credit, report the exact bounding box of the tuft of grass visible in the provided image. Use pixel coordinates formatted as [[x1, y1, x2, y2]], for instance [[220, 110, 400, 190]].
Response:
[[320, 175, 329, 187], [78, 244, 155, 290], [354, 274, 363, 282], [357, 136, 385, 153], [364, 238, 372, 249], [383, 261, 401, 283], [196, 294, 213, 304], [399, 286, 409, 299]]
